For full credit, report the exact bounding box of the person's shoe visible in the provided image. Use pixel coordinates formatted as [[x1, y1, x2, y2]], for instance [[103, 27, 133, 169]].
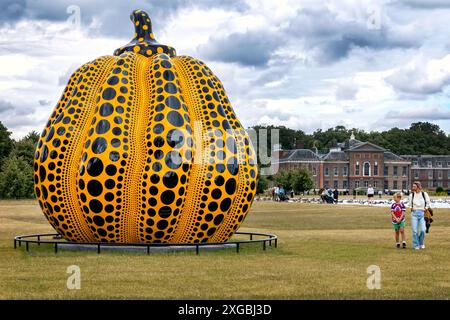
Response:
[[396, 243, 400, 248], [402, 242, 407, 249], [414, 247, 421, 250], [421, 244, 426, 249]]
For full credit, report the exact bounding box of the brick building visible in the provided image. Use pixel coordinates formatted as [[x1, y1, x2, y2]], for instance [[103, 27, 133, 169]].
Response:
[[273, 133, 449, 192]]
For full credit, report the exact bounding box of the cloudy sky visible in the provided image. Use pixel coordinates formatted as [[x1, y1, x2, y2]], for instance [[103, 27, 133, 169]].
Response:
[[0, 0, 450, 140]]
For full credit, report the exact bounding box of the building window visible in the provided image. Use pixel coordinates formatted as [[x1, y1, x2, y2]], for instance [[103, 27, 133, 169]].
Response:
[[363, 162, 370, 176], [402, 181, 407, 190], [414, 170, 419, 179], [343, 180, 348, 189], [448, 170, 450, 179], [402, 166, 407, 177], [324, 180, 329, 188], [355, 181, 360, 188], [333, 167, 338, 176], [393, 166, 398, 177], [325, 167, 329, 176], [427, 160, 432, 168], [384, 180, 388, 190], [312, 167, 317, 176], [438, 171, 442, 179], [384, 166, 388, 176], [333, 180, 339, 189], [428, 181, 433, 188], [393, 181, 398, 190], [374, 162, 378, 176], [437, 161, 442, 167], [343, 166, 348, 176], [428, 171, 433, 180], [437, 181, 443, 187], [364, 181, 369, 188], [355, 161, 360, 176], [373, 181, 378, 188], [413, 160, 418, 167]]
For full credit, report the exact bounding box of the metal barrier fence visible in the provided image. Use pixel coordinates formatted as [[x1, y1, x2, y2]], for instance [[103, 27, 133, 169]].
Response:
[[14, 232, 278, 255]]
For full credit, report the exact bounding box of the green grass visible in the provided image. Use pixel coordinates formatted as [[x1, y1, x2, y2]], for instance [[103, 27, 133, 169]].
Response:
[[1, 199, 449, 299]]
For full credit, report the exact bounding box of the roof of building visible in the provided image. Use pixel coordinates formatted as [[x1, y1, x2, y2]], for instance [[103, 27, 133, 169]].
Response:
[[384, 151, 407, 161], [278, 149, 320, 162], [321, 151, 348, 161], [401, 154, 450, 167]]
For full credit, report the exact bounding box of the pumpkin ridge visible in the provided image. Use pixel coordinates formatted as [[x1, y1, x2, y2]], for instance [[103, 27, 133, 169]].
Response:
[[34, 63, 87, 237], [171, 56, 242, 243], [138, 53, 194, 243]]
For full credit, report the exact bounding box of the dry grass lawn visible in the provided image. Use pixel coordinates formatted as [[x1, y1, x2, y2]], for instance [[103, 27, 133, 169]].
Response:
[[0, 199, 449, 299]]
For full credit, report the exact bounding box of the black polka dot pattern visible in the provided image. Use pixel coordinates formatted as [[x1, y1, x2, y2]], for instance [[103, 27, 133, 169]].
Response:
[[34, 17, 257, 244]]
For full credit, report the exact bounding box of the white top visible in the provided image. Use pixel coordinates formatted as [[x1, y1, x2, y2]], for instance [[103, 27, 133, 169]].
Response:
[[408, 191, 431, 210], [367, 187, 374, 195]]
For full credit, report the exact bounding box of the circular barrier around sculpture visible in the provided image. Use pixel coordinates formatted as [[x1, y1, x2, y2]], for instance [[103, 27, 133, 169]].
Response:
[[13, 232, 277, 255]]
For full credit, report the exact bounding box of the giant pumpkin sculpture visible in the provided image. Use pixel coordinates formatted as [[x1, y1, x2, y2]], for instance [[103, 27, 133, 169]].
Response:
[[33, 10, 257, 243]]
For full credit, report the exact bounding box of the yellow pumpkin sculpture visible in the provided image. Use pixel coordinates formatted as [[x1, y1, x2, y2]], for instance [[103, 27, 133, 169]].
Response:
[[33, 9, 257, 243]]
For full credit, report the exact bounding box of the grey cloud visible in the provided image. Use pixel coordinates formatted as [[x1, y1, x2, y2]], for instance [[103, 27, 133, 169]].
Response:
[[287, 7, 419, 64], [336, 82, 358, 100], [38, 99, 51, 106], [386, 107, 450, 120], [0, 99, 15, 113], [394, 0, 450, 9], [198, 31, 284, 67]]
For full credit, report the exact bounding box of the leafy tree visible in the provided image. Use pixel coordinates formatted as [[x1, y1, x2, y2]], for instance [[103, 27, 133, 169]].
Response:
[[0, 155, 35, 199], [273, 170, 293, 191], [256, 175, 269, 194], [11, 138, 36, 166], [291, 168, 314, 193], [0, 121, 14, 166]]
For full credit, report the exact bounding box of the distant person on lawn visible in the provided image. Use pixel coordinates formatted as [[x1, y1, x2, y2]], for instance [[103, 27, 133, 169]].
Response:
[[367, 185, 375, 204], [333, 188, 339, 204], [409, 181, 431, 250], [390, 193, 406, 249]]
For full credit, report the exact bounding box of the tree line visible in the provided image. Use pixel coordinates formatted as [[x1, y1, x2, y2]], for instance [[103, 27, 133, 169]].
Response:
[[1, 121, 449, 198], [251, 122, 450, 155]]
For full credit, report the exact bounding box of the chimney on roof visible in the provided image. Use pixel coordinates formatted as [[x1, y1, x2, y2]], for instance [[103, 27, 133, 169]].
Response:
[[350, 130, 355, 140]]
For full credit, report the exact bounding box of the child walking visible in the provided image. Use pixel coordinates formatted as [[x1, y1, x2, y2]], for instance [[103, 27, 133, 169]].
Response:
[[390, 193, 406, 248]]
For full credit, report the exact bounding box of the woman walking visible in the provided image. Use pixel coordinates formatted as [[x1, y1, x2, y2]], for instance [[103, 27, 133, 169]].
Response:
[[408, 181, 431, 250]]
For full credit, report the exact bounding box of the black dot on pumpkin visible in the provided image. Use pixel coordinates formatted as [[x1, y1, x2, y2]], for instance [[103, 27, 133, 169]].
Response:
[[167, 129, 184, 148], [211, 189, 222, 199], [227, 157, 239, 175], [40, 145, 49, 163], [105, 179, 115, 189], [161, 60, 172, 68], [150, 174, 160, 184], [214, 214, 224, 225], [98, 228, 107, 237], [163, 70, 175, 81], [164, 83, 177, 94], [208, 202, 218, 212], [163, 171, 178, 188], [89, 199, 103, 213], [214, 176, 225, 186], [165, 151, 182, 169], [39, 166, 46, 182], [161, 190, 175, 205], [165, 96, 181, 109], [87, 180, 103, 197], [92, 137, 107, 154], [105, 164, 117, 176], [96, 120, 110, 134], [154, 136, 165, 147], [167, 111, 184, 127], [159, 206, 172, 218], [102, 88, 116, 100], [225, 178, 237, 195], [87, 157, 104, 177], [109, 151, 120, 162], [111, 138, 121, 147], [112, 127, 122, 136], [100, 103, 114, 116], [107, 76, 119, 86], [93, 215, 105, 227], [157, 220, 168, 230], [220, 198, 232, 212], [153, 124, 164, 134], [207, 227, 216, 237], [215, 163, 226, 173]]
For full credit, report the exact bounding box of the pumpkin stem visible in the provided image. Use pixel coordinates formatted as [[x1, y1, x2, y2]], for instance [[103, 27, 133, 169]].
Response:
[[130, 9, 155, 43], [113, 9, 176, 58]]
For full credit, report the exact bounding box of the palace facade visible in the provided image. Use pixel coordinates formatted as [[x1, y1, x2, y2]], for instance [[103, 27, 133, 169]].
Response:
[[273, 133, 450, 192]]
